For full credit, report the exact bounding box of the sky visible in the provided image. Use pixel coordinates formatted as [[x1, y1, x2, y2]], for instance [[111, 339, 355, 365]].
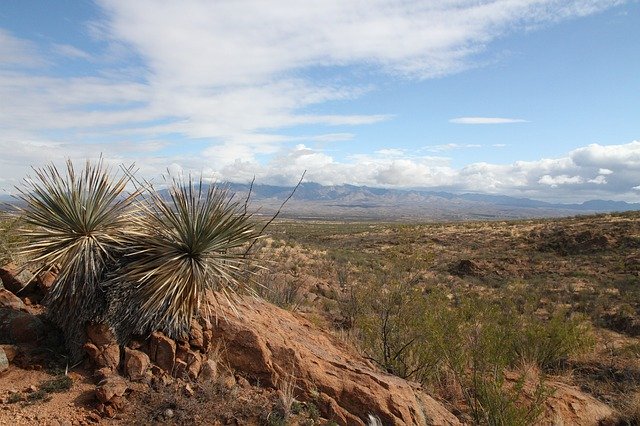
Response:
[[0, 0, 639, 203]]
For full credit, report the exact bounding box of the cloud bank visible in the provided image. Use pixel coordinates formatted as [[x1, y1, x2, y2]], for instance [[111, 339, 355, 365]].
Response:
[[0, 0, 635, 203]]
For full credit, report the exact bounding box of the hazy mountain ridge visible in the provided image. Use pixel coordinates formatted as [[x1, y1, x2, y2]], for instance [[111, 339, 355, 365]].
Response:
[[3, 183, 638, 220], [224, 182, 640, 220]]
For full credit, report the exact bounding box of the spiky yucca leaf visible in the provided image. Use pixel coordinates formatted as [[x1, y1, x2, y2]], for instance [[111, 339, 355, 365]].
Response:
[[17, 159, 137, 358], [107, 177, 260, 341]]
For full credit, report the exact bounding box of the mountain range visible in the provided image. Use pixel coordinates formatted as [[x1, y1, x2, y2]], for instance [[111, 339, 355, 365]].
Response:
[[2, 183, 639, 221]]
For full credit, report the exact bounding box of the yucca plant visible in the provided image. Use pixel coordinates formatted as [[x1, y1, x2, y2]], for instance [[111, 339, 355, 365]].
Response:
[[106, 176, 261, 342], [16, 159, 138, 359]]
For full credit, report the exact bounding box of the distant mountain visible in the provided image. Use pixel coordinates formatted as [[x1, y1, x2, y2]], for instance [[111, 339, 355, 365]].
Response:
[[223, 182, 640, 221], [3, 183, 638, 220]]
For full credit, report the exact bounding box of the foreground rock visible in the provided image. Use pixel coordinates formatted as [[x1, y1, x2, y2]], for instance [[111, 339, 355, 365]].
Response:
[[207, 292, 460, 426], [0, 263, 34, 294], [0, 308, 46, 344]]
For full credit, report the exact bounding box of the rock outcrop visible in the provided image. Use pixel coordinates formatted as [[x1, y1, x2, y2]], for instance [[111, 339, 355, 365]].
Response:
[[206, 292, 460, 426], [542, 380, 614, 425]]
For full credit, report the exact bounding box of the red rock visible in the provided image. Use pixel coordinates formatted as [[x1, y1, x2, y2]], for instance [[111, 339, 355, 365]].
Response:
[[173, 359, 187, 379], [85, 323, 120, 370], [124, 348, 150, 381], [207, 292, 460, 426], [86, 323, 117, 347], [0, 308, 45, 344], [199, 359, 217, 381], [541, 379, 614, 425], [148, 331, 176, 373], [36, 271, 56, 294], [0, 289, 26, 311], [95, 376, 127, 403], [185, 351, 202, 379], [0, 263, 34, 294], [83, 342, 120, 371], [0, 344, 18, 362], [188, 319, 204, 349]]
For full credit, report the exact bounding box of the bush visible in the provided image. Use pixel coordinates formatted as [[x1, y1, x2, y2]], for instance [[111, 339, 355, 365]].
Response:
[[352, 274, 594, 424], [16, 159, 262, 352], [106, 176, 260, 342], [16, 159, 138, 358]]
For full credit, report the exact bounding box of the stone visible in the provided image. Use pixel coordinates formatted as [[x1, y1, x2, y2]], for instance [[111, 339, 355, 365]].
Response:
[[95, 376, 127, 403], [124, 348, 150, 381], [0, 345, 18, 362], [0, 289, 26, 311], [207, 292, 461, 426], [0, 263, 34, 294], [0, 308, 45, 344], [94, 367, 113, 382], [0, 347, 8, 373], [148, 331, 176, 373], [188, 319, 204, 349], [173, 359, 187, 379], [85, 323, 120, 371], [202, 329, 213, 353], [83, 342, 120, 371], [186, 351, 203, 379], [36, 271, 56, 294], [199, 359, 217, 381], [86, 323, 117, 347], [183, 383, 194, 397]]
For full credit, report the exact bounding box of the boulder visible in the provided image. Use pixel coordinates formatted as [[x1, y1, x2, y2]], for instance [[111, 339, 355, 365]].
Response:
[[124, 348, 150, 381], [0, 308, 45, 344], [148, 331, 176, 374], [206, 292, 461, 426], [0, 344, 18, 362], [0, 289, 26, 311], [95, 375, 128, 403], [0, 263, 34, 294], [542, 380, 614, 425], [36, 271, 56, 294], [85, 323, 120, 371]]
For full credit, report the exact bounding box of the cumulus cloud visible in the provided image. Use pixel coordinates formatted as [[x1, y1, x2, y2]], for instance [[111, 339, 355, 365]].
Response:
[[0, 0, 633, 202], [202, 140, 640, 202], [449, 117, 528, 124]]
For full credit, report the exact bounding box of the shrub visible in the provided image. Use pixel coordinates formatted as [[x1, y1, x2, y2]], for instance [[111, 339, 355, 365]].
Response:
[[106, 176, 260, 341], [16, 159, 138, 358]]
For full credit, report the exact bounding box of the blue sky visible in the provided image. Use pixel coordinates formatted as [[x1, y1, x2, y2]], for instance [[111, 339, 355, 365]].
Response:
[[1, 0, 639, 202]]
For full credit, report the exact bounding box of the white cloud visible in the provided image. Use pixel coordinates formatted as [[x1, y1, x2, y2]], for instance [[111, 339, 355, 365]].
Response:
[[0, 0, 633, 202], [539, 174, 584, 187], [588, 175, 607, 184], [449, 117, 528, 124]]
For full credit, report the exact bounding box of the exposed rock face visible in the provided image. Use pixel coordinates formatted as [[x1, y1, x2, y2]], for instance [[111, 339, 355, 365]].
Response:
[[206, 293, 461, 426], [542, 380, 614, 425]]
